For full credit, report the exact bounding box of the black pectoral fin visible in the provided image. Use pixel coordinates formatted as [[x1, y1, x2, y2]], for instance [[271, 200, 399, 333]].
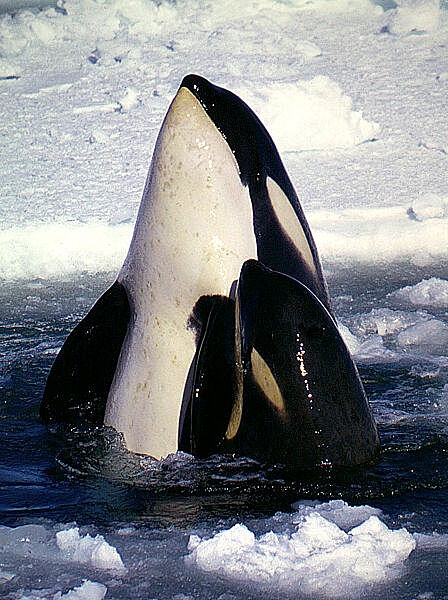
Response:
[[40, 281, 130, 426], [178, 295, 235, 458]]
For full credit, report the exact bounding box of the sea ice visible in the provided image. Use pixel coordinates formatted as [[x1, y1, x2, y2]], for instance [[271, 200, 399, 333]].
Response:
[[0, 222, 131, 280], [186, 509, 416, 597], [389, 278, 448, 310], [290, 499, 384, 531], [117, 87, 141, 112], [237, 76, 380, 152], [338, 322, 361, 354], [0, 0, 447, 598], [379, 0, 440, 34], [409, 193, 448, 221], [54, 580, 108, 600], [12, 580, 107, 600], [0, 523, 126, 575], [0, 56, 21, 78], [349, 307, 428, 337], [56, 527, 126, 572], [397, 319, 448, 355]]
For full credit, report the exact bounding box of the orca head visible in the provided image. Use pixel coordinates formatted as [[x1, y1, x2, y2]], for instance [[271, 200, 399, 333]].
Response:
[[226, 259, 380, 469], [178, 74, 332, 312]]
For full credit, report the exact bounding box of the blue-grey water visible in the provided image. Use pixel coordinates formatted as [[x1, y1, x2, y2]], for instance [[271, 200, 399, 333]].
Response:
[[1, 262, 448, 598]]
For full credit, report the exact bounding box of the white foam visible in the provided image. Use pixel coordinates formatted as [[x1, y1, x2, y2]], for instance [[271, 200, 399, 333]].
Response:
[[186, 501, 416, 597], [237, 77, 380, 152], [389, 278, 448, 309], [56, 527, 126, 572]]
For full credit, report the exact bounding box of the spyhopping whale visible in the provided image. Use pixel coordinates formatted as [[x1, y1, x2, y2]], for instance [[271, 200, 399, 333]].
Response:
[[41, 74, 380, 470]]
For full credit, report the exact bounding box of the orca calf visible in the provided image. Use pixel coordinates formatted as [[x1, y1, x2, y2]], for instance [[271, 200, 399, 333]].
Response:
[[41, 75, 380, 468]]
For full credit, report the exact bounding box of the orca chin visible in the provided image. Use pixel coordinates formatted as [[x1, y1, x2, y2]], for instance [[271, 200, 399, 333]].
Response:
[[41, 74, 380, 469]]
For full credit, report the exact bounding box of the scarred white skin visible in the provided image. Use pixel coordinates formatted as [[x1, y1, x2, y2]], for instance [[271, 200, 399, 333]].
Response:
[[104, 87, 257, 458]]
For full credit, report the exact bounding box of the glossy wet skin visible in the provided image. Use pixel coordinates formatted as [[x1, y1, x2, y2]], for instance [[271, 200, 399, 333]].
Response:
[[42, 75, 379, 469], [228, 260, 379, 467]]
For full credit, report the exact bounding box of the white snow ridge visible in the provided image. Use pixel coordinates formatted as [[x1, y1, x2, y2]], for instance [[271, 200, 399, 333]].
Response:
[[237, 76, 380, 153]]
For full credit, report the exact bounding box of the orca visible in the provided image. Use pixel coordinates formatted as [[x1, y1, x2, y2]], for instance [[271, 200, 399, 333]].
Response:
[[180, 259, 379, 467], [41, 74, 380, 467]]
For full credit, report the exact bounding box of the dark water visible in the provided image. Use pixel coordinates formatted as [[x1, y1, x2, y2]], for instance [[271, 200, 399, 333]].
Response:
[[1, 263, 448, 598], [1, 264, 447, 525]]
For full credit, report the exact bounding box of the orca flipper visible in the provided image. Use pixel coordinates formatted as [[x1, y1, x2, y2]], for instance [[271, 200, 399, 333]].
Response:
[[178, 295, 235, 457], [40, 282, 130, 426]]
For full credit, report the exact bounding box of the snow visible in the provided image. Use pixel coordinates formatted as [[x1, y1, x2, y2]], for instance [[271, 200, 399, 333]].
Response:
[[55, 527, 126, 572], [0, 0, 447, 281], [379, 0, 441, 34], [0, 222, 130, 280], [409, 192, 448, 221], [186, 503, 417, 597], [236, 76, 380, 152], [1, 204, 447, 281], [310, 203, 448, 267]]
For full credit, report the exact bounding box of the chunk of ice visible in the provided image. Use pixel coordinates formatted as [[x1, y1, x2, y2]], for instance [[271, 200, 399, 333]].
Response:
[[56, 527, 126, 573], [186, 506, 416, 597]]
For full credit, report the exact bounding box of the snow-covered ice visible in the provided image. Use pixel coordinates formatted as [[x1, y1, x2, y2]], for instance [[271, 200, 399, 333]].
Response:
[[236, 76, 381, 152], [186, 512, 416, 596], [0, 0, 446, 280], [55, 527, 126, 572], [0, 523, 125, 572], [3, 500, 447, 599], [389, 278, 448, 309], [11, 580, 107, 600]]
